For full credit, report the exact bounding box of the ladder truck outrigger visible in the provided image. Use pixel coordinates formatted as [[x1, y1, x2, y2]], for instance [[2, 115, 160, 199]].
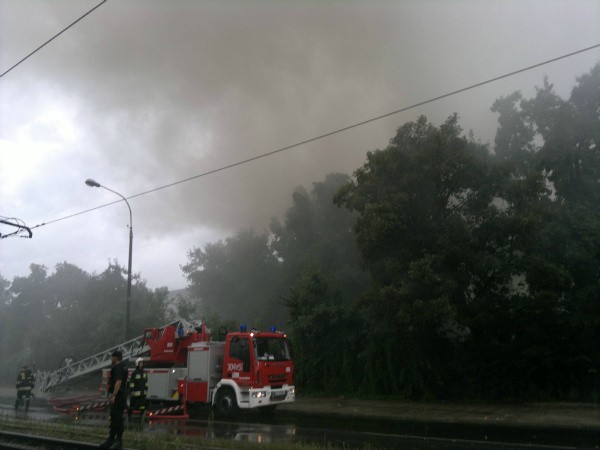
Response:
[[102, 320, 295, 418]]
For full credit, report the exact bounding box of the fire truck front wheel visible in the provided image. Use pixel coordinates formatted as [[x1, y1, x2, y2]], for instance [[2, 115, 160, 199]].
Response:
[[215, 387, 239, 417]]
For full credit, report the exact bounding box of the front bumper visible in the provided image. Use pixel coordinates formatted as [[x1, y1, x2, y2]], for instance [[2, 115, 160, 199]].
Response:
[[246, 385, 295, 409]]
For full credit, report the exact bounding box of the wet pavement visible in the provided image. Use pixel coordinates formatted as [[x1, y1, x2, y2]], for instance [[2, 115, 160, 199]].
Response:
[[4, 386, 598, 430], [1, 386, 599, 448], [278, 396, 600, 430]]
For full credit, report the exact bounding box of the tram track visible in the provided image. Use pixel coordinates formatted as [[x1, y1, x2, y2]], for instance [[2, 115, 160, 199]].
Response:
[[0, 429, 109, 449], [0, 422, 585, 450]]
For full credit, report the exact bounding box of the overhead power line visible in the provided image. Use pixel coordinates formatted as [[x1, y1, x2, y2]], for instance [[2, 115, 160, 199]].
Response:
[[0, 218, 32, 239], [0, 0, 108, 78], [30, 42, 600, 230]]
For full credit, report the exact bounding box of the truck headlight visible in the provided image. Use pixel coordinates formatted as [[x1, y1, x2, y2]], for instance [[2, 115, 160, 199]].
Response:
[[252, 391, 266, 398]]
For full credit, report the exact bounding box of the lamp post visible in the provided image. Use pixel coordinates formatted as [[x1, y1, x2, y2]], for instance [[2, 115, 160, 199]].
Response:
[[85, 178, 133, 340]]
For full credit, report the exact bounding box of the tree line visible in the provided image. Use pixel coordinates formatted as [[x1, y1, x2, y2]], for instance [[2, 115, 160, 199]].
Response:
[[1, 64, 598, 401], [0, 262, 168, 381]]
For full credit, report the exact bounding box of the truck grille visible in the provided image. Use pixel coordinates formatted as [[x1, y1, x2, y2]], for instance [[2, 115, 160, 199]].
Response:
[[270, 390, 287, 400], [268, 374, 288, 384]]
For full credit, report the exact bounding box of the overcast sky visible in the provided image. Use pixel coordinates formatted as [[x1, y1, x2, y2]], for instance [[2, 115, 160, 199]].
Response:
[[1, 0, 599, 290]]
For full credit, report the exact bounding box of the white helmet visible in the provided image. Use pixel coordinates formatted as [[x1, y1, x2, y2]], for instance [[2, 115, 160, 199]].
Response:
[[136, 357, 143, 366]]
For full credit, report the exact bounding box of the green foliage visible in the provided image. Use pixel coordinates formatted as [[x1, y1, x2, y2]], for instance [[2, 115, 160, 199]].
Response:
[[0, 261, 169, 380], [453, 65, 599, 401], [284, 264, 361, 394], [271, 173, 369, 306], [328, 65, 600, 401], [199, 310, 241, 341], [182, 229, 285, 327], [166, 292, 198, 322], [334, 114, 490, 397], [268, 174, 370, 393]]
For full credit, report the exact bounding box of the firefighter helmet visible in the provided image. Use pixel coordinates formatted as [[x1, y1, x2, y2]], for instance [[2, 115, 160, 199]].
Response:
[[136, 357, 143, 366]]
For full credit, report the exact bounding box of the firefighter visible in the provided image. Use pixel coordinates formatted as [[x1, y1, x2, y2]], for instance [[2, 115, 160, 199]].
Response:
[[14, 364, 35, 411], [127, 357, 148, 421], [99, 350, 128, 450]]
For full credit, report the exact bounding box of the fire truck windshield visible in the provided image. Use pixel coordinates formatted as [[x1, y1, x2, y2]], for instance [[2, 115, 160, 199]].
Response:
[[254, 337, 291, 362]]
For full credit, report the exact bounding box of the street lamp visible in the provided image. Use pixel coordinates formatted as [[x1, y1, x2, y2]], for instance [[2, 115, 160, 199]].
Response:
[[85, 178, 133, 340]]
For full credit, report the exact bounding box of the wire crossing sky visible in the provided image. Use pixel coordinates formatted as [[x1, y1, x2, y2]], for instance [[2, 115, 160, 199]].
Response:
[[29, 42, 600, 231], [1, 0, 599, 289], [0, 0, 109, 78]]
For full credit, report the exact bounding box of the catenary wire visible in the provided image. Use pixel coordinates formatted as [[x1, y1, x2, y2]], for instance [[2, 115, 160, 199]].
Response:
[[0, 0, 108, 78], [28, 42, 600, 230]]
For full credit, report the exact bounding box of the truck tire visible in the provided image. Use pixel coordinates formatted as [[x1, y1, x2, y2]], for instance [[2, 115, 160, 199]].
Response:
[[215, 387, 239, 417]]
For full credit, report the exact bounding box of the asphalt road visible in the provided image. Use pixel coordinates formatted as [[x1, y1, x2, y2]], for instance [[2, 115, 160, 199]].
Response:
[[1, 386, 599, 448], [279, 396, 600, 430], [277, 397, 600, 448]]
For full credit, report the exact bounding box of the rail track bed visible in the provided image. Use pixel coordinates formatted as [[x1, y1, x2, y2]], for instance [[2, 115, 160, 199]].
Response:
[[0, 429, 113, 449]]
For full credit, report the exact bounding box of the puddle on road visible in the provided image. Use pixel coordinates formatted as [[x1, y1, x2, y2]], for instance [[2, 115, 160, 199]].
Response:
[[2, 397, 594, 449]]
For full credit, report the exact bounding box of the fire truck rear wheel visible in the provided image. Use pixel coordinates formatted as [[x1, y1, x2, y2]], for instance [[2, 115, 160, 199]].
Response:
[[215, 387, 239, 417]]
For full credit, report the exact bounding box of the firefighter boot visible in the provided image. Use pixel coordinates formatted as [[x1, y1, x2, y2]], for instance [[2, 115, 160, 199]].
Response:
[[98, 436, 114, 448], [109, 438, 123, 449]]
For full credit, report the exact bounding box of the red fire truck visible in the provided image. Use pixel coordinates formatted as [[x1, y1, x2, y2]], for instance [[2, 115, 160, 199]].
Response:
[[102, 320, 295, 417]]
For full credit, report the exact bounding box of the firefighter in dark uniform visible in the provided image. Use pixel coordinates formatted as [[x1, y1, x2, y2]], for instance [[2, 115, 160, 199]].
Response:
[[99, 350, 128, 449], [15, 364, 35, 411], [127, 357, 148, 421]]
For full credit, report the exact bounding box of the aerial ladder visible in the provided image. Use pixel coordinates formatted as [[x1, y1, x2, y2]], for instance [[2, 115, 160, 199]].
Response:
[[35, 320, 192, 392]]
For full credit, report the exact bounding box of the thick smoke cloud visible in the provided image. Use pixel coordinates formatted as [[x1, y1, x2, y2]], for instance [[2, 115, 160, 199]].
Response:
[[1, 0, 599, 288]]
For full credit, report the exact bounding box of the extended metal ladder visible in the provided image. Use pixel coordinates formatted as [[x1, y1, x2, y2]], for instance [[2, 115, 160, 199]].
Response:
[[35, 319, 196, 392], [36, 334, 149, 392]]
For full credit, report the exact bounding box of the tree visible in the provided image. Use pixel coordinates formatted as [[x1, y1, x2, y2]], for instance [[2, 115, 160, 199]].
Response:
[[335, 114, 492, 398], [182, 229, 284, 327], [271, 174, 371, 394], [75, 261, 168, 357], [330, 63, 600, 400], [0, 261, 169, 375], [476, 65, 600, 399], [0, 274, 18, 379], [166, 291, 198, 322], [29, 263, 90, 369], [271, 173, 369, 306], [284, 264, 361, 393], [2, 265, 51, 370]]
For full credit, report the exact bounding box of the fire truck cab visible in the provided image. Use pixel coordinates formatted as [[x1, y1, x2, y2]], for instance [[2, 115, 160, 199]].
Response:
[[209, 329, 295, 416]]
